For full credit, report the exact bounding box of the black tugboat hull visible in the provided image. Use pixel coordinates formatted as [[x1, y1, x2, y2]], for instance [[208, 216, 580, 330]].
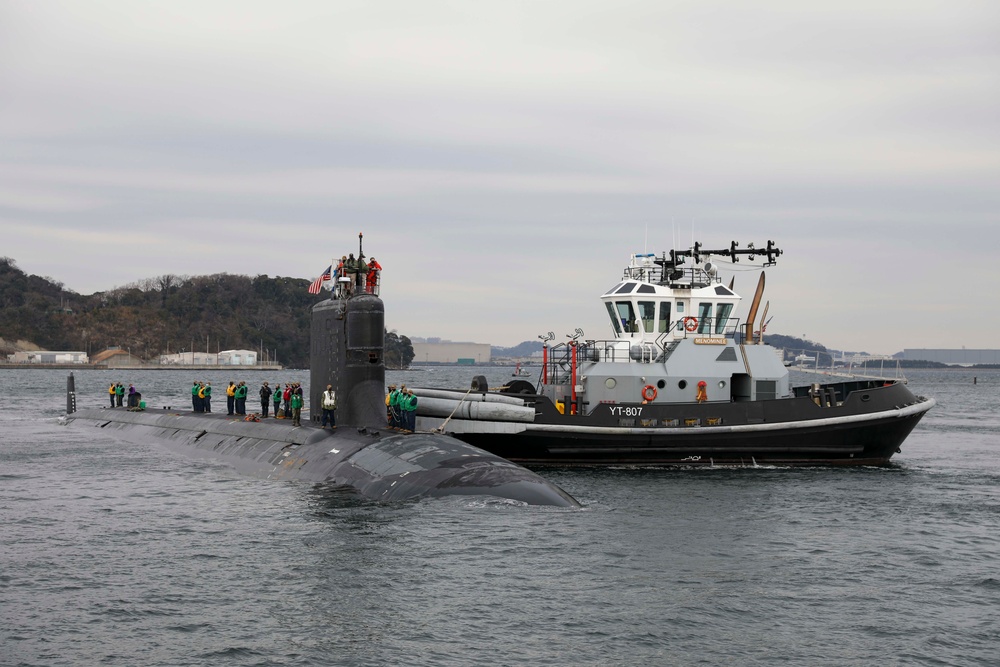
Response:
[[426, 382, 935, 467], [449, 406, 929, 466]]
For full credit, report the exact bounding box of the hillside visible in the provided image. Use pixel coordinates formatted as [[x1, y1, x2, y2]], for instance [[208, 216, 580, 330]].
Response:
[[0, 257, 414, 368]]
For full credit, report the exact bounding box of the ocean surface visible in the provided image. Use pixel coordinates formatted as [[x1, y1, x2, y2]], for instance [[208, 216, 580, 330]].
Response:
[[2, 366, 998, 667]]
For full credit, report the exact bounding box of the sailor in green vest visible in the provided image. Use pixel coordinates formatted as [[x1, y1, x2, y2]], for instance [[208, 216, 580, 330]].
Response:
[[391, 384, 405, 429], [234, 381, 248, 415], [290, 383, 304, 427], [401, 388, 417, 432], [192, 381, 200, 412], [115, 382, 125, 407], [204, 382, 212, 413], [272, 383, 283, 417]]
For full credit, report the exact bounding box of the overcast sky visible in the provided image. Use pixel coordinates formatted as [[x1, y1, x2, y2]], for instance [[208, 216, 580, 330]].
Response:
[[2, 1, 997, 354]]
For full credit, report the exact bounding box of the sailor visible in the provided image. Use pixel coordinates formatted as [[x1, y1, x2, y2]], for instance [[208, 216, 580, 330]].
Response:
[[385, 384, 396, 427], [344, 254, 358, 294], [204, 383, 212, 413], [356, 253, 368, 292], [226, 381, 236, 415], [401, 389, 418, 432], [192, 381, 201, 412], [259, 382, 272, 418], [109, 383, 117, 408], [334, 256, 347, 297], [321, 384, 337, 428], [366, 257, 382, 293], [234, 381, 248, 415], [290, 383, 303, 427], [282, 382, 292, 417], [115, 382, 125, 407], [272, 383, 283, 417], [197, 382, 208, 413]]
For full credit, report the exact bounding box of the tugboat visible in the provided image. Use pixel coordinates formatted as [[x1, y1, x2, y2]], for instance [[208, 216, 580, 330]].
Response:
[[512, 363, 532, 377], [412, 240, 935, 466]]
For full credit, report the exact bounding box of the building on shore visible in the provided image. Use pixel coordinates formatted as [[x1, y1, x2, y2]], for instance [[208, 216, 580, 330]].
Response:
[[411, 340, 491, 365], [6, 350, 89, 364], [159, 349, 259, 366]]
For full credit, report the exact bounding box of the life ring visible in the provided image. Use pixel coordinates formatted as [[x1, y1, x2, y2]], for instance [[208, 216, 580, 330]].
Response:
[[684, 317, 699, 332], [641, 385, 657, 402]]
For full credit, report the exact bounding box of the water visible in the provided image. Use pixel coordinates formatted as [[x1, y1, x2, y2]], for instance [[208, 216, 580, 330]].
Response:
[[2, 367, 999, 666]]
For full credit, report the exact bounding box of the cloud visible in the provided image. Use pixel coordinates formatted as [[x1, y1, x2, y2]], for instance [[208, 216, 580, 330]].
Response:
[[1, 0, 997, 352]]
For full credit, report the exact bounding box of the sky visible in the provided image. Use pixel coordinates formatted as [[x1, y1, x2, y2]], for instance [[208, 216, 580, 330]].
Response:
[[2, 1, 998, 355]]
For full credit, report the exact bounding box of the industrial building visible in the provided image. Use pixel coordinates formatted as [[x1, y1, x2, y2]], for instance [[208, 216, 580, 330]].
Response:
[[411, 341, 491, 365], [159, 349, 259, 365], [6, 350, 89, 364]]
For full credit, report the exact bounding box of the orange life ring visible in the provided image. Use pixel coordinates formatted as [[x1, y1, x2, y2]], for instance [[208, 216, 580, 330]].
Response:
[[641, 385, 657, 402], [684, 317, 699, 332]]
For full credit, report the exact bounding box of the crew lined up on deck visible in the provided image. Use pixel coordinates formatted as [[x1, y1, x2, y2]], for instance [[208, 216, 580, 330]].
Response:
[[316, 253, 382, 297], [386, 384, 417, 432], [191, 381, 213, 413], [108, 382, 141, 408]]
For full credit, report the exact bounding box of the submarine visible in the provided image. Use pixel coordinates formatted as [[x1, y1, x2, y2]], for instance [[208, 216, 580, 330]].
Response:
[[61, 251, 579, 508]]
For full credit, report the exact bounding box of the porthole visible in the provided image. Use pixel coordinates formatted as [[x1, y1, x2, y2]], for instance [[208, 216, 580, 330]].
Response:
[[605, 378, 617, 389], [657, 379, 666, 389], [678, 380, 688, 390], [718, 380, 726, 389], [861, 394, 871, 402]]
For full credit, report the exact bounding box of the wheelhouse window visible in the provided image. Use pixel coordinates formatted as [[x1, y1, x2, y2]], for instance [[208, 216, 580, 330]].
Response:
[[638, 301, 655, 333], [605, 302, 622, 335], [616, 301, 637, 332], [715, 303, 734, 334], [658, 302, 672, 333], [698, 302, 713, 334]]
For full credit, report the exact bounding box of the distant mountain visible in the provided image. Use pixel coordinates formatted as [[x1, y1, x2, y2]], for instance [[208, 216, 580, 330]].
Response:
[[0, 257, 413, 368]]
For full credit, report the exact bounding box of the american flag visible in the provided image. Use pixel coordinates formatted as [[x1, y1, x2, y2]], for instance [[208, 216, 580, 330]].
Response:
[[308, 265, 332, 294]]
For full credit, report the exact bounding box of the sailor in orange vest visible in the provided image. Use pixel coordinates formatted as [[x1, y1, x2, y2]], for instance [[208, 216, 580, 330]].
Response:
[[109, 383, 117, 408], [226, 381, 236, 415], [365, 257, 382, 293], [696, 380, 708, 403]]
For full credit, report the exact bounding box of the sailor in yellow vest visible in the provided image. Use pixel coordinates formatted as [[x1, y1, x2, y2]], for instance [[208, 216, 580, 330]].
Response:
[[321, 384, 337, 428], [226, 381, 236, 415], [109, 383, 116, 408]]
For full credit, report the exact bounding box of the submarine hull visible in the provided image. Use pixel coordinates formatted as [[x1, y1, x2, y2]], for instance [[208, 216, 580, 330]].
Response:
[[62, 407, 579, 507]]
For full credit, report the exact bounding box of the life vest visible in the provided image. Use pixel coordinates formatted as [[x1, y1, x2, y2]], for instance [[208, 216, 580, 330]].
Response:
[[109, 385, 116, 395], [283, 387, 291, 401], [226, 384, 235, 397], [198, 386, 206, 399]]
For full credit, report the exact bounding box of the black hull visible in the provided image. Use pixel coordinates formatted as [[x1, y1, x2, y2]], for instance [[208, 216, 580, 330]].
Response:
[[453, 409, 927, 466], [436, 381, 934, 467], [61, 408, 580, 507]]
